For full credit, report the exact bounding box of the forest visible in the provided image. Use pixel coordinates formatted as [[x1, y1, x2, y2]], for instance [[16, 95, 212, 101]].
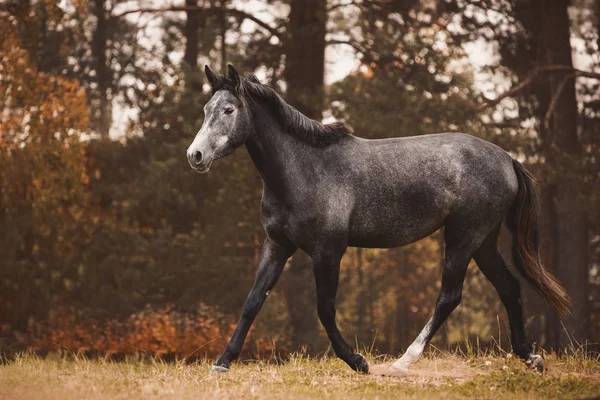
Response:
[[0, 0, 599, 361]]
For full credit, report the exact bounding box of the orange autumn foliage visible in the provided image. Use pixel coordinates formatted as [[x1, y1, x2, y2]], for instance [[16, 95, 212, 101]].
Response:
[[0, 14, 89, 149], [26, 305, 275, 361], [0, 11, 90, 217]]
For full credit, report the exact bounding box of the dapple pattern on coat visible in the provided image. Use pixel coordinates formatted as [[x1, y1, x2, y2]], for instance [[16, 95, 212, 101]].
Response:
[[186, 65, 571, 375]]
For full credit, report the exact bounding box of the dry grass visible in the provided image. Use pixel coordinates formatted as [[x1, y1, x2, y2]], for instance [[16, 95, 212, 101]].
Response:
[[1, 350, 599, 400]]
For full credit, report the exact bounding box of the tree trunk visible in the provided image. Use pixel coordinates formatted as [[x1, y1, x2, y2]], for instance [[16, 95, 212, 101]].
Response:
[[183, 0, 203, 92], [538, 0, 589, 346], [393, 247, 409, 352], [92, 0, 110, 138], [283, 252, 320, 352], [283, 0, 327, 120], [220, 0, 227, 70], [597, 0, 600, 53], [282, 0, 328, 353], [531, 187, 556, 347], [512, 0, 590, 349]]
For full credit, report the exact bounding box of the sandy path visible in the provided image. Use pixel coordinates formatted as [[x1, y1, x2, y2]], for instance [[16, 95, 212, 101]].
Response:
[[370, 358, 486, 385]]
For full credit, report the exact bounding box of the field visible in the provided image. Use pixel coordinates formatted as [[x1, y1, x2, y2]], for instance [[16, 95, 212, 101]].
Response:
[[1, 350, 599, 400]]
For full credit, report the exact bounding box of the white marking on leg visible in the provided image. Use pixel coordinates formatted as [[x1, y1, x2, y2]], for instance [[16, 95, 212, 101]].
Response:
[[392, 318, 433, 371]]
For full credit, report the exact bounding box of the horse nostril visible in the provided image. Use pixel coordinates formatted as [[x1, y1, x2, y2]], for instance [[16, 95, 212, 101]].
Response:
[[193, 151, 202, 164]]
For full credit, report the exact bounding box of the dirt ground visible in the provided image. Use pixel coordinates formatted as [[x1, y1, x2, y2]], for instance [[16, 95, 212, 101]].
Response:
[[1, 352, 599, 399]]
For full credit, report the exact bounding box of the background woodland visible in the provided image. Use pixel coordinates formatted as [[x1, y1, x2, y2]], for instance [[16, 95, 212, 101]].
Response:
[[1, 0, 599, 359]]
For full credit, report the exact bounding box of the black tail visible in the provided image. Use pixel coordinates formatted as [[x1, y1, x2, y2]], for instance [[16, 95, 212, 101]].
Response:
[[507, 160, 571, 317]]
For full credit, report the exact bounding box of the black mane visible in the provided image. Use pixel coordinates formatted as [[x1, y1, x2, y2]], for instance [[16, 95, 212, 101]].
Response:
[[209, 74, 352, 147]]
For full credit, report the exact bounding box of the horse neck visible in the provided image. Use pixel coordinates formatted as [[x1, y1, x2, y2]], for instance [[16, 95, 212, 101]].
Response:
[[244, 107, 315, 197]]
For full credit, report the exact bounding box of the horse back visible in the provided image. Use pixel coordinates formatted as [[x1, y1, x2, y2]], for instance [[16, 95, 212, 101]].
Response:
[[342, 133, 517, 248]]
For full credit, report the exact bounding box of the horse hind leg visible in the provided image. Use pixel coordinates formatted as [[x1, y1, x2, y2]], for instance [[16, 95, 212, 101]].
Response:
[[473, 227, 543, 372], [391, 222, 478, 372]]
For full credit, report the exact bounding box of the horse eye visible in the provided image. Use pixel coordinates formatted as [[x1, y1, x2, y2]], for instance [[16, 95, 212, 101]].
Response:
[[224, 107, 234, 115]]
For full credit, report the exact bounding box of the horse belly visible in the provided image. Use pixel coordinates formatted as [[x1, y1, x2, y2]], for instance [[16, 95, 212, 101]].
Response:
[[347, 207, 445, 249]]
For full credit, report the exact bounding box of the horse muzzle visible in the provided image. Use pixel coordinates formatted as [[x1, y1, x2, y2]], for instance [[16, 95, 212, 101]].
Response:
[[187, 149, 213, 173], [189, 159, 212, 174]]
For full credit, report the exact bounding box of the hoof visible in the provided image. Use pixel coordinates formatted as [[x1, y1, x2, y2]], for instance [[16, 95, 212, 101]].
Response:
[[525, 355, 544, 373], [210, 365, 230, 374], [349, 353, 369, 374]]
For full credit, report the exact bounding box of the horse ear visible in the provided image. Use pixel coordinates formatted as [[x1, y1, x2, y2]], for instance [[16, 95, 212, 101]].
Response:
[[204, 65, 218, 86], [227, 64, 241, 89]]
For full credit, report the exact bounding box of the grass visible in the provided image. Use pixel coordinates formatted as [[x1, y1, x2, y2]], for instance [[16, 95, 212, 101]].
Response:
[[1, 350, 599, 399]]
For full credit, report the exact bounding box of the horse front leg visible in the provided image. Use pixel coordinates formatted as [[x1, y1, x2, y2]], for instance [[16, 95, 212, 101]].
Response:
[[312, 247, 369, 374], [212, 237, 296, 372]]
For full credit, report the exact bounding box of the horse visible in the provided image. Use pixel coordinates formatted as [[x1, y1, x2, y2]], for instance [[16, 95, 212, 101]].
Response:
[[186, 64, 570, 375]]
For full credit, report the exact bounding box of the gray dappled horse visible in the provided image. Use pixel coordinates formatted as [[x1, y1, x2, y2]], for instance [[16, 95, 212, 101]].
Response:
[[186, 65, 570, 375]]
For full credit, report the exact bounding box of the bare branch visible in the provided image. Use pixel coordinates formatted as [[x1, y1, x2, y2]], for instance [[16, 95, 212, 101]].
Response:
[[227, 9, 281, 38], [326, 39, 366, 54], [480, 65, 600, 110], [544, 73, 576, 131], [328, 1, 364, 11], [110, 6, 281, 38], [484, 120, 523, 129], [481, 70, 542, 109], [112, 6, 193, 18]]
